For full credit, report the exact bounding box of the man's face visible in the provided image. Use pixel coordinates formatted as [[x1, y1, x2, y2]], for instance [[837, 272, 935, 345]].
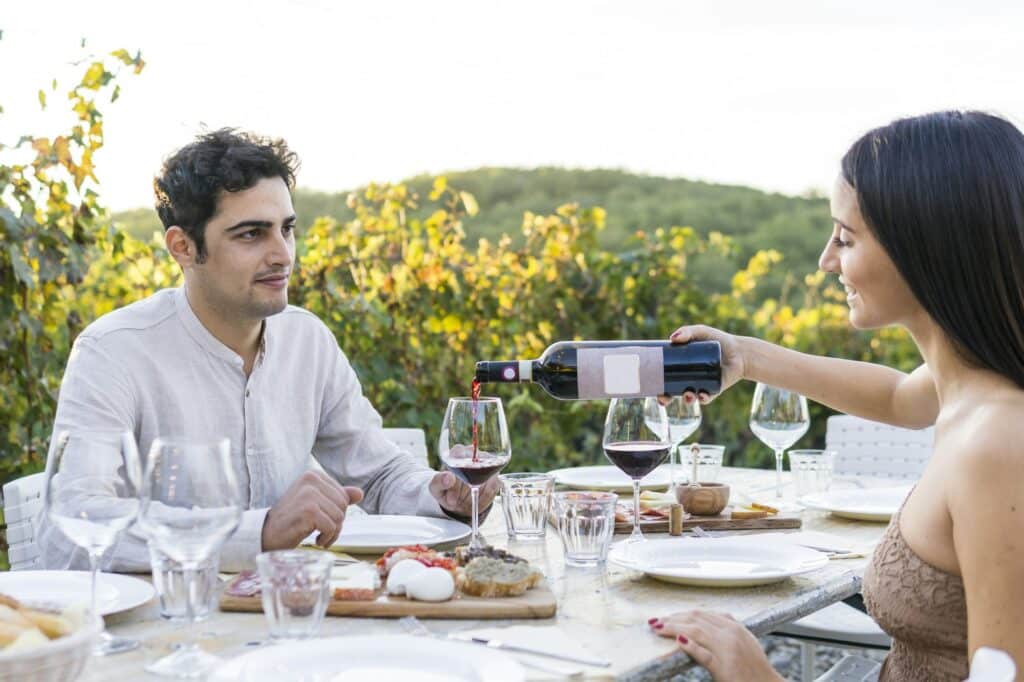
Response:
[[188, 176, 296, 323]]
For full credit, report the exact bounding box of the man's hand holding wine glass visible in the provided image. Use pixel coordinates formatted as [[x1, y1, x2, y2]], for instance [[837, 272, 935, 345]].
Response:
[[429, 471, 499, 518]]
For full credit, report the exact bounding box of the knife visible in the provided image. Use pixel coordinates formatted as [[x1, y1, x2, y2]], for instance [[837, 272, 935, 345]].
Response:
[[468, 636, 612, 667]]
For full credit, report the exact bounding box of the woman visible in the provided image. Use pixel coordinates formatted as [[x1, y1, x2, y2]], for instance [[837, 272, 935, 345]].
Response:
[[651, 111, 1024, 681]]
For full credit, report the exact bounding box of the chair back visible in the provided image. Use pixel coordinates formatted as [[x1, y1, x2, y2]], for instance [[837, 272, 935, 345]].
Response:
[[382, 427, 429, 466], [2, 472, 46, 570], [825, 414, 934, 480]]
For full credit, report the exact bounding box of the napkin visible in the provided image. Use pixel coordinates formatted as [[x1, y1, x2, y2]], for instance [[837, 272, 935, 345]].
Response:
[[450, 625, 612, 680]]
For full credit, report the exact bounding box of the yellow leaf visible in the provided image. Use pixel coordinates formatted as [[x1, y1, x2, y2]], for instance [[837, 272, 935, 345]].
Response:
[[459, 191, 478, 217]]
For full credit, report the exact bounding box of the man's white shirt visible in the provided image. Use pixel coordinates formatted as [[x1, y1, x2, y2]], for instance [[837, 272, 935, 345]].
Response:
[[37, 287, 443, 572]]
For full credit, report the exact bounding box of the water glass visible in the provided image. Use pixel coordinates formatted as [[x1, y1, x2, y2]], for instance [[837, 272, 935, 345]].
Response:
[[552, 491, 617, 567], [680, 444, 726, 484], [789, 449, 836, 499], [148, 543, 220, 622], [256, 550, 334, 641], [499, 473, 554, 540]]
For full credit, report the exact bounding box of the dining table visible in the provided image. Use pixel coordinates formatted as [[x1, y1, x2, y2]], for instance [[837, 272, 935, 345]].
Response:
[[82, 466, 896, 681]]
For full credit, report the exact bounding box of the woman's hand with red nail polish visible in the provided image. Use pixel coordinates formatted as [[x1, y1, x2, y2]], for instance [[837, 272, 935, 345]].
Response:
[[648, 610, 783, 681], [667, 325, 746, 403]]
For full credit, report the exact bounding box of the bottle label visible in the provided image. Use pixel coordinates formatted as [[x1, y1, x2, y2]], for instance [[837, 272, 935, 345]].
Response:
[[577, 347, 665, 399]]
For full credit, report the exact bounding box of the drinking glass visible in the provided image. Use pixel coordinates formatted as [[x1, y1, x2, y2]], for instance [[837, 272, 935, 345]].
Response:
[[603, 397, 670, 545], [256, 550, 334, 640], [44, 429, 142, 655], [789, 449, 836, 499], [664, 396, 702, 492], [438, 397, 511, 550], [138, 438, 242, 678], [749, 383, 810, 506], [149, 543, 219, 622], [498, 472, 553, 540], [552, 491, 618, 567]]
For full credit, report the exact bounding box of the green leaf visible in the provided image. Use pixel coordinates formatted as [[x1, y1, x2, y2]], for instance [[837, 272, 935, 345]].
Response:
[[37, 90, 46, 109], [7, 244, 35, 287]]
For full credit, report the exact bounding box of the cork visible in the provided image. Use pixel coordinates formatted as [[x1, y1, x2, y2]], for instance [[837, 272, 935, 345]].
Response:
[[668, 503, 684, 536]]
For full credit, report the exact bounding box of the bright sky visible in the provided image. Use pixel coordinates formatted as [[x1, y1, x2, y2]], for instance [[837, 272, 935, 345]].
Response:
[[2, 0, 1023, 211]]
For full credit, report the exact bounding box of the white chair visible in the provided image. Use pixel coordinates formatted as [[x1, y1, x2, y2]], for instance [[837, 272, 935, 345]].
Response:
[[2, 472, 46, 571], [776, 414, 935, 681], [382, 427, 429, 466]]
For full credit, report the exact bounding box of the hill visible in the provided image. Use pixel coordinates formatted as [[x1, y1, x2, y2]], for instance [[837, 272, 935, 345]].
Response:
[[112, 167, 831, 293]]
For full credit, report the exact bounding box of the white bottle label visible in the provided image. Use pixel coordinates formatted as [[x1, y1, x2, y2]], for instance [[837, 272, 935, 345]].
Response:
[[603, 354, 640, 394], [577, 346, 665, 399]]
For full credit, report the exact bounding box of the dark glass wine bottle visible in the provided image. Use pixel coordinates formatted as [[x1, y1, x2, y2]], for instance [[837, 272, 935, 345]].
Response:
[[475, 340, 721, 400]]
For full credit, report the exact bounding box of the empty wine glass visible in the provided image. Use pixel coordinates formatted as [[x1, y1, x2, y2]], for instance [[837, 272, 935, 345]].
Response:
[[603, 397, 670, 545], [138, 438, 242, 678], [438, 397, 511, 550], [664, 396, 702, 492], [749, 383, 810, 506], [44, 429, 142, 655]]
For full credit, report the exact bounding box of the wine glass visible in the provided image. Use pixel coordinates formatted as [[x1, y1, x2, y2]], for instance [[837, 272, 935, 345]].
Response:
[[137, 438, 242, 678], [438, 397, 511, 550], [749, 383, 810, 506], [664, 396, 702, 492], [44, 429, 142, 655], [603, 397, 670, 545]]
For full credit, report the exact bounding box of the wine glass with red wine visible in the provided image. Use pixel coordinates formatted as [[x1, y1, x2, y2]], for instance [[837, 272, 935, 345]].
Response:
[[439, 396, 511, 550], [603, 397, 670, 545]]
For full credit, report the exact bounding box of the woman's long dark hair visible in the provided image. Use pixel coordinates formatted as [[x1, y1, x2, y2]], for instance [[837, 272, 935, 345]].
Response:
[[841, 111, 1024, 389]]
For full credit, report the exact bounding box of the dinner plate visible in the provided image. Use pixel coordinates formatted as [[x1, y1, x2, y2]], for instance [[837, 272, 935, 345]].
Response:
[[608, 537, 829, 587], [208, 634, 524, 682], [0, 570, 155, 615], [325, 515, 471, 552], [799, 486, 913, 522], [547, 465, 672, 492]]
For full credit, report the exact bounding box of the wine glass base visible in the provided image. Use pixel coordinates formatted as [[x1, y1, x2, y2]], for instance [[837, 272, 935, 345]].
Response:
[[94, 631, 139, 656], [144, 645, 223, 678]]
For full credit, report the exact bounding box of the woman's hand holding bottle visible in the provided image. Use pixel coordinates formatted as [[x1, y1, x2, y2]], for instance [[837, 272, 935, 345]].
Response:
[[669, 325, 746, 404]]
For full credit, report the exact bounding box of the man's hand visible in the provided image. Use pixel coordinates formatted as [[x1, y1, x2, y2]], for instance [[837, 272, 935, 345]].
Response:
[[429, 471, 498, 518], [261, 471, 364, 551]]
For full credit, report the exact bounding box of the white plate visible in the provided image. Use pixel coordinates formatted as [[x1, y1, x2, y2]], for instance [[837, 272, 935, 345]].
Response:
[[547, 465, 672, 492], [0, 570, 155, 615], [799, 486, 912, 522], [208, 634, 524, 682], [608, 537, 829, 587], [326, 515, 471, 552]]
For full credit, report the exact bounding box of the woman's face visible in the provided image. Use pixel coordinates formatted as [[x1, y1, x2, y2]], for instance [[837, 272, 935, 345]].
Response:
[[818, 175, 920, 329]]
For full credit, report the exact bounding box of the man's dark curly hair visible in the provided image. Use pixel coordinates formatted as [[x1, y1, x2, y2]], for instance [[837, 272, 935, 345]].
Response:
[[153, 128, 299, 262]]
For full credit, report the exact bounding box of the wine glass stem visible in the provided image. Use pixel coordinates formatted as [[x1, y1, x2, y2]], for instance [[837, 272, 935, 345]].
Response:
[[184, 567, 198, 653], [669, 443, 679, 491], [88, 551, 102, 628], [775, 449, 785, 499], [470, 485, 481, 547], [632, 479, 642, 539]]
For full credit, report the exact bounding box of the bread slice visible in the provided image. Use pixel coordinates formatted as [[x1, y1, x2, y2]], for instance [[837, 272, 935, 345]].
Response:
[[330, 563, 379, 601], [457, 557, 542, 598]]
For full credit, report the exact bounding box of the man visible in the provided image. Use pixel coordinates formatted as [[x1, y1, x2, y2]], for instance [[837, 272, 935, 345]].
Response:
[[38, 129, 495, 572]]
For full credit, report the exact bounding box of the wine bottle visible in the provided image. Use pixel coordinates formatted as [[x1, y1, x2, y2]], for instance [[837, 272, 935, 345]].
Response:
[[475, 340, 721, 400]]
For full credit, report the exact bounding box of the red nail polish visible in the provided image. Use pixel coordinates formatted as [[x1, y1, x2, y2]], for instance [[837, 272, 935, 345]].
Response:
[[654, 623, 664, 629], [677, 634, 688, 644], [647, 617, 659, 625]]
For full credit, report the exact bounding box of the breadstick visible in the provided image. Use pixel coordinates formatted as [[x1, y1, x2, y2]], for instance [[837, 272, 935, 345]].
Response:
[[750, 503, 780, 515]]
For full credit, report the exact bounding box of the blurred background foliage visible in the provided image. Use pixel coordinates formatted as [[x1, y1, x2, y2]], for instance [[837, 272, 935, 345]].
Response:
[[1, 47, 923, 491]]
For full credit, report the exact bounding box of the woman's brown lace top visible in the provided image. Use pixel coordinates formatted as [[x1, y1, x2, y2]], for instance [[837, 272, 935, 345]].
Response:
[[863, 508, 968, 681]]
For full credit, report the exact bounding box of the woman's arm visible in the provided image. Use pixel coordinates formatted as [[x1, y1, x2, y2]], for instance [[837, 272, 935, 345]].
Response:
[[671, 325, 939, 429], [948, 416, 1024, 673]]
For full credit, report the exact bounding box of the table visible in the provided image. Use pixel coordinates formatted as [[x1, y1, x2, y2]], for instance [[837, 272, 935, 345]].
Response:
[[88, 467, 892, 681]]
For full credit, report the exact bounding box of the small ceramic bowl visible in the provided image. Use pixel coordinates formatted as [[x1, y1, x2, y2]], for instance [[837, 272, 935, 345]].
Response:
[[676, 482, 730, 516]]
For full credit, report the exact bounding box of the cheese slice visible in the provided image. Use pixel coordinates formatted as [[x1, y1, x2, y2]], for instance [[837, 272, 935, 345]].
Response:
[[329, 563, 380, 601]]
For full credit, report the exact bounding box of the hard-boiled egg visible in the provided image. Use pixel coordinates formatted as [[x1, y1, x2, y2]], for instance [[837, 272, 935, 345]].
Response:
[[386, 559, 428, 596], [405, 567, 455, 602]]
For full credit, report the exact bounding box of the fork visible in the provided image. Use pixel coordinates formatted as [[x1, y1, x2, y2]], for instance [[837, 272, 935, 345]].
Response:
[[398, 616, 585, 679]]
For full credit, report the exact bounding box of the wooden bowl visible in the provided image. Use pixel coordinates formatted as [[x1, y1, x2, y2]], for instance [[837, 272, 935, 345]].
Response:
[[676, 482, 730, 516]]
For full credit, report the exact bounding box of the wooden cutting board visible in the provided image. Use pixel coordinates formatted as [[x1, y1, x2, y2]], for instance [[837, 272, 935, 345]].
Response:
[[614, 507, 801, 534], [220, 580, 557, 620]]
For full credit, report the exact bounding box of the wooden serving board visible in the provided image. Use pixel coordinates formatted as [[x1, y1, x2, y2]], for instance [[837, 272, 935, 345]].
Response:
[[614, 507, 801, 534], [220, 583, 557, 620]]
